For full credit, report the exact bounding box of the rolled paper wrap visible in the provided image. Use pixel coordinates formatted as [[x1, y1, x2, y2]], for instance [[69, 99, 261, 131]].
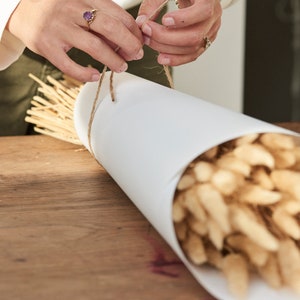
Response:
[[74, 72, 300, 300], [113, 0, 142, 9]]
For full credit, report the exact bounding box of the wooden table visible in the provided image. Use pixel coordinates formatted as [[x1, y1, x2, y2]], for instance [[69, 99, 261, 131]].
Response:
[[0, 122, 299, 300]]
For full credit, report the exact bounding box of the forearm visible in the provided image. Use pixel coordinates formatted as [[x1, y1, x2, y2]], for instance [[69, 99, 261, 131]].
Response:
[[0, 0, 25, 70], [0, 29, 25, 70]]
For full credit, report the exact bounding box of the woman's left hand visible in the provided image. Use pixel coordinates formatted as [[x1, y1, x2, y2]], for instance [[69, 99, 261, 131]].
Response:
[[136, 0, 222, 66]]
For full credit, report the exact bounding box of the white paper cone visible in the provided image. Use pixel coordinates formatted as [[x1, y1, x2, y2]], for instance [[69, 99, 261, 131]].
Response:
[[74, 72, 300, 300], [113, 0, 141, 10]]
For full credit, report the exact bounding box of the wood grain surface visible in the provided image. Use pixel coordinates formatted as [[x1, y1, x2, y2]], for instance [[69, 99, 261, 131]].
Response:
[[0, 135, 215, 300], [0, 123, 299, 300]]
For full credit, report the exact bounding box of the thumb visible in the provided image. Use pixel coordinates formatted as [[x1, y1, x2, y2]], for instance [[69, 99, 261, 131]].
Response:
[[136, 0, 168, 25]]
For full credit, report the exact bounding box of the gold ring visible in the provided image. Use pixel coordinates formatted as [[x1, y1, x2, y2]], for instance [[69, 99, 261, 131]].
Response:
[[204, 37, 212, 50], [83, 9, 97, 28]]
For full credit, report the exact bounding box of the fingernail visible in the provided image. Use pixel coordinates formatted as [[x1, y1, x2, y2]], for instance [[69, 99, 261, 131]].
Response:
[[163, 17, 175, 27], [135, 48, 144, 60], [117, 62, 128, 73], [158, 56, 171, 65], [91, 73, 100, 82], [143, 36, 150, 46], [136, 15, 147, 27], [142, 24, 152, 37]]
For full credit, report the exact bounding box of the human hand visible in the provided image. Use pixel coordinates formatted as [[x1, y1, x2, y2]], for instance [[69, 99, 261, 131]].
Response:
[[136, 0, 222, 66], [7, 0, 144, 82]]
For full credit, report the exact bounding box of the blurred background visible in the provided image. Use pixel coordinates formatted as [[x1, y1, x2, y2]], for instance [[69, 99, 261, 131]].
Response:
[[172, 0, 300, 123]]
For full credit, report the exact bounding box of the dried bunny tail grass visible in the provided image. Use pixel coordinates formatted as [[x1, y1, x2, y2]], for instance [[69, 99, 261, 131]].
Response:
[[25, 73, 83, 145]]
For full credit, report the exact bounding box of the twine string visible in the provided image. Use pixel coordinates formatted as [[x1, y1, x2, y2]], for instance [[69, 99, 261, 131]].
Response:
[[87, 65, 107, 157]]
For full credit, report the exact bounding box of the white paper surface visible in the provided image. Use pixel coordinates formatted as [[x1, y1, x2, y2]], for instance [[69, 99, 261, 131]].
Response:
[[74, 72, 300, 300], [113, 0, 142, 10]]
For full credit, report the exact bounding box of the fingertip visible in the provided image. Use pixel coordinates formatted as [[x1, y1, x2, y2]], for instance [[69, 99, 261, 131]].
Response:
[[91, 73, 101, 82], [81, 68, 101, 82], [136, 15, 147, 27], [158, 55, 171, 66], [162, 16, 176, 27], [135, 48, 144, 60], [143, 36, 150, 46], [114, 62, 128, 73], [71, 68, 100, 83]]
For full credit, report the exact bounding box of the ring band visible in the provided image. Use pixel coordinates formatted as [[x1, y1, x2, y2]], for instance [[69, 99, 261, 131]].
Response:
[[204, 37, 212, 50], [83, 9, 97, 28]]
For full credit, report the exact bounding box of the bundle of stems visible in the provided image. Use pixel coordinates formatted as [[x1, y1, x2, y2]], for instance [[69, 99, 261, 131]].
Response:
[[26, 66, 172, 147], [25, 73, 83, 145]]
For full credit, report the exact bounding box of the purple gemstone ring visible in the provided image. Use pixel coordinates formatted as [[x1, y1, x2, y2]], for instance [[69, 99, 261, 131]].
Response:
[[83, 9, 97, 28]]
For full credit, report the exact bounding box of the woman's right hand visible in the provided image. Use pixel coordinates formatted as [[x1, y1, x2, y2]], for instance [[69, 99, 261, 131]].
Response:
[[7, 0, 144, 82]]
